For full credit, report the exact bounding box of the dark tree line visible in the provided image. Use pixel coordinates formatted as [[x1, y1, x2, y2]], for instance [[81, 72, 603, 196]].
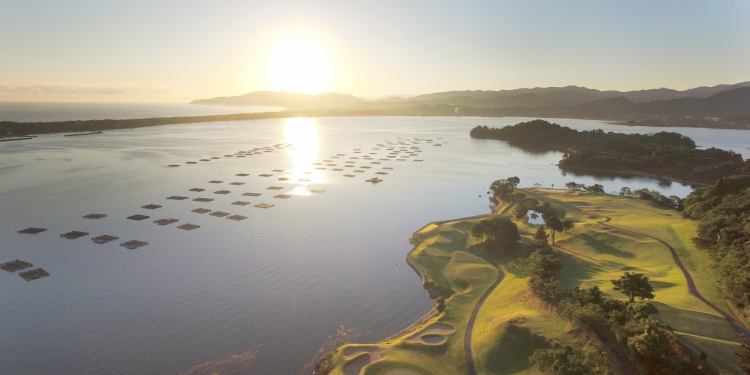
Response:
[[471, 119, 748, 184], [526, 241, 713, 374]]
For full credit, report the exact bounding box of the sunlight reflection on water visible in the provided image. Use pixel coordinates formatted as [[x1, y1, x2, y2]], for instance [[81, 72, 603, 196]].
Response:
[[283, 118, 324, 195]]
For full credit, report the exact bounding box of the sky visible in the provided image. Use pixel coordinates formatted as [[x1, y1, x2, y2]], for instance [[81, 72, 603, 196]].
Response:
[[1, 0, 749, 102]]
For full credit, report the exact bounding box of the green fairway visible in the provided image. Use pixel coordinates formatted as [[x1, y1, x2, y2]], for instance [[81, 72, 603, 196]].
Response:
[[327, 189, 743, 374]]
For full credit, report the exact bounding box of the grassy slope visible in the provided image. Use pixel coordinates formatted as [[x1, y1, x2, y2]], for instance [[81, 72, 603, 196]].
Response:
[[328, 190, 741, 375]]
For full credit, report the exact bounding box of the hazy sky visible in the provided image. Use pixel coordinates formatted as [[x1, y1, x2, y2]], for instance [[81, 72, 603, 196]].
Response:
[[1, 0, 749, 102]]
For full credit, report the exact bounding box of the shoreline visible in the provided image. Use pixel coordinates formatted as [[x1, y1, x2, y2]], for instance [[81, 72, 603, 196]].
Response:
[[3, 107, 750, 138]]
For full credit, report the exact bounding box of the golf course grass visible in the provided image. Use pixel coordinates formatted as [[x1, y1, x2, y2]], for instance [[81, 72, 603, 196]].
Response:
[[327, 189, 744, 374]]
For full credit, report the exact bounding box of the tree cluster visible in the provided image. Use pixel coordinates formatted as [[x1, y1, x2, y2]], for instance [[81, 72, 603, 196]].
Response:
[[683, 175, 750, 322], [525, 246, 712, 374], [471, 120, 748, 184]]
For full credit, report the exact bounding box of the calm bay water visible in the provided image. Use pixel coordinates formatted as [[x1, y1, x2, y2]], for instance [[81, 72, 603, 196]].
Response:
[[0, 102, 281, 122], [1, 116, 748, 374]]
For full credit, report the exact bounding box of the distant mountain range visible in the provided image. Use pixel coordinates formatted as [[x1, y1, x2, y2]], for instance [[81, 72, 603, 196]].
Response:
[[192, 91, 364, 109], [191, 82, 750, 127]]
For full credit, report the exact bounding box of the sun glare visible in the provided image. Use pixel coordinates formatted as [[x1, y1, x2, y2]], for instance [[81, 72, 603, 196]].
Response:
[[267, 37, 333, 94]]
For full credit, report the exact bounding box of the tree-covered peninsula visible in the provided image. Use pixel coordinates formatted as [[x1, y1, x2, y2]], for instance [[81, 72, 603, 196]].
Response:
[[470, 119, 748, 184]]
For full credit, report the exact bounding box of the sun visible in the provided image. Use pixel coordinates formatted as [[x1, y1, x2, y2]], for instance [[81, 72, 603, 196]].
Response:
[[267, 37, 333, 94]]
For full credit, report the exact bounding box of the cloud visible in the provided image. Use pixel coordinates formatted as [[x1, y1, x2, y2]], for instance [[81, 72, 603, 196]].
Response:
[[0, 85, 169, 96]]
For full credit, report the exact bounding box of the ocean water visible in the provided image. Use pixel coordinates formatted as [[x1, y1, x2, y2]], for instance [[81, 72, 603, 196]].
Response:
[[0, 102, 281, 122], [0, 116, 747, 374]]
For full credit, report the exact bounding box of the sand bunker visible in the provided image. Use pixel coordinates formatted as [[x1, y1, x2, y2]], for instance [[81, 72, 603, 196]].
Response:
[[342, 353, 369, 375], [19, 268, 50, 281], [128, 214, 150, 221], [154, 218, 179, 226], [60, 231, 89, 239], [380, 369, 423, 375], [121, 240, 148, 249], [141, 204, 162, 210], [191, 208, 212, 214], [83, 213, 107, 219], [255, 203, 274, 209], [1, 260, 33, 272], [92, 235, 119, 244], [227, 215, 247, 221], [178, 223, 200, 231], [405, 322, 455, 347], [18, 227, 47, 235]]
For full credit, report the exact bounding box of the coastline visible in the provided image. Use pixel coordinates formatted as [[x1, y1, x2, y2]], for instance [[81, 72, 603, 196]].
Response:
[[3, 105, 750, 138]]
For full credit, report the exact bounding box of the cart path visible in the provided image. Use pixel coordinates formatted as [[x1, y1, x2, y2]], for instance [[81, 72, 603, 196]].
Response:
[[598, 217, 750, 340], [464, 203, 513, 375]]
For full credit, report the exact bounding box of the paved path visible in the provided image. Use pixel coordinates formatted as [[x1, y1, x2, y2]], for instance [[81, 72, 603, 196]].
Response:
[[599, 218, 750, 340], [464, 203, 513, 375]]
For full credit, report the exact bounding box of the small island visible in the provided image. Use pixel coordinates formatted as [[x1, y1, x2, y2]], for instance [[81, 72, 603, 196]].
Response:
[[470, 119, 748, 184]]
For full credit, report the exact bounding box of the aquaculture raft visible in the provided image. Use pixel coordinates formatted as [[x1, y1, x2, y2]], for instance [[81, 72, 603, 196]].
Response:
[[17, 227, 46, 235], [19, 268, 50, 281], [121, 240, 148, 249], [92, 235, 118, 244], [1, 260, 33, 272]]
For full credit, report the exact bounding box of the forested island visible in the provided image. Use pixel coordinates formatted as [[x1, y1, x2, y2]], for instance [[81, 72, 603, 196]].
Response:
[[470, 119, 749, 184]]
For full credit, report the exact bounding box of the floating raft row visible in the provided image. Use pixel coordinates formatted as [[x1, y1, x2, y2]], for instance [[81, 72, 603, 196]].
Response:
[[167, 196, 188, 200], [178, 224, 200, 231], [232, 201, 251, 206], [83, 213, 107, 219], [210, 211, 230, 217], [92, 234, 118, 244], [128, 214, 150, 221], [213, 190, 231, 195], [227, 215, 247, 221], [61, 231, 89, 239], [1, 260, 34, 272], [19, 268, 50, 281], [154, 218, 179, 226], [242, 192, 262, 197], [194, 197, 214, 202], [189, 188, 205, 192], [273, 194, 291, 199], [18, 227, 47, 235], [192, 208, 212, 214], [141, 204, 162, 210], [366, 177, 384, 184], [121, 240, 148, 249]]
